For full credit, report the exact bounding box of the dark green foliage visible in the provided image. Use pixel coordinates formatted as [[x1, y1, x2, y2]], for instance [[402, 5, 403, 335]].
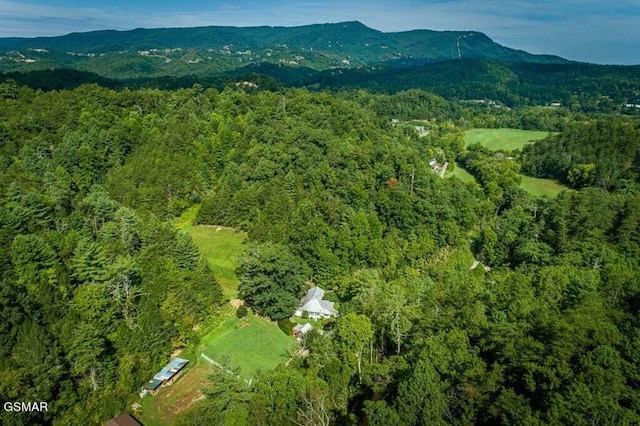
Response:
[[238, 243, 309, 321], [521, 118, 640, 190], [0, 84, 223, 424], [236, 305, 248, 319], [315, 60, 640, 111], [277, 319, 294, 335]]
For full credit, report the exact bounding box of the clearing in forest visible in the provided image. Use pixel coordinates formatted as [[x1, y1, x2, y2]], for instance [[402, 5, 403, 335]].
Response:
[[174, 206, 247, 298], [446, 163, 477, 183], [519, 175, 571, 197], [138, 363, 214, 426], [448, 162, 570, 198], [200, 312, 298, 380], [464, 128, 552, 151]]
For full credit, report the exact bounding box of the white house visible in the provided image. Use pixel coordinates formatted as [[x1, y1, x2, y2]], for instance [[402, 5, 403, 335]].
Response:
[[295, 286, 338, 320], [293, 323, 313, 340]]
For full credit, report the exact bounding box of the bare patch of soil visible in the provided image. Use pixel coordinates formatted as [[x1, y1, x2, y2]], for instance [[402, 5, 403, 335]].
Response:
[[229, 299, 244, 309]]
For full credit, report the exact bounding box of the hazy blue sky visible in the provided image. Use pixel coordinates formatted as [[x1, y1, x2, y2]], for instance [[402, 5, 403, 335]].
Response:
[[0, 0, 638, 64]]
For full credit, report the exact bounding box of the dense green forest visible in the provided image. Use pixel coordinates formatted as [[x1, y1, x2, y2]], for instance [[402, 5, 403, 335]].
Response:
[[520, 118, 640, 190], [3, 60, 640, 114], [1, 80, 639, 425]]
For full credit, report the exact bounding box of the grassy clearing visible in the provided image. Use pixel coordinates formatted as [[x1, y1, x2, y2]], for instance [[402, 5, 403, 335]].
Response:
[[138, 363, 214, 426], [181, 226, 246, 298], [464, 128, 552, 151], [446, 163, 478, 184], [448, 163, 569, 197], [519, 175, 570, 197], [174, 207, 247, 299], [200, 312, 298, 380]]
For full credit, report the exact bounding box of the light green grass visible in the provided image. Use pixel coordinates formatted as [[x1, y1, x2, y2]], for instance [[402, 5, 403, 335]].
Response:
[[464, 128, 552, 151], [519, 175, 571, 197], [200, 312, 298, 379], [174, 207, 247, 298], [448, 163, 569, 197], [446, 163, 478, 184]]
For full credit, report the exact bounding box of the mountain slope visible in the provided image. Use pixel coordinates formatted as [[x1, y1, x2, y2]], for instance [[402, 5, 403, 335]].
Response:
[[0, 21, 568, 79]]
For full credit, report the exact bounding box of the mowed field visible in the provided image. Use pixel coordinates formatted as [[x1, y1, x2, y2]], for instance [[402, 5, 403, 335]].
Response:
[[200, 313, 298, 380], [174, 206, 247, 298], [519, 175, 570, 197], [464, 128, 552, 151], [448, 163, 569, 198], [447, 163, 477, 184]]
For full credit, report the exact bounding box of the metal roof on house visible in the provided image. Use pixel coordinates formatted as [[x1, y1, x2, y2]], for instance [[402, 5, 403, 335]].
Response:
[[301, 299, 336, 316], [153, 357, 189, 382], [293, 323, 313, 334], [143, 378, 163, 391], [307, 286, 325, 300]]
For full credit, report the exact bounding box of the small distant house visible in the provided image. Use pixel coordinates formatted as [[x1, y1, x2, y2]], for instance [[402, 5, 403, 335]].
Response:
[[295, 286, 338, 320], [293, 323, 313, 340], [106, 414, 143, 426], [429, 158, 443, 172], [551, 102, 562, 107], [414, 125, 429, 137], [142, 357, 189, 395]]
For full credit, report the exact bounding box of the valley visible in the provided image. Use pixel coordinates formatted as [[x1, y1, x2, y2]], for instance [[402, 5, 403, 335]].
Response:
[[0, 19, 639, 426]]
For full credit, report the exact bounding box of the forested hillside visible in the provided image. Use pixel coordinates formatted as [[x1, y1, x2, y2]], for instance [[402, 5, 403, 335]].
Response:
[[0, 21, 566, 79], [520, 118, 640, 190], [1, 80, 639, 425], [0, 83, 223, 425]]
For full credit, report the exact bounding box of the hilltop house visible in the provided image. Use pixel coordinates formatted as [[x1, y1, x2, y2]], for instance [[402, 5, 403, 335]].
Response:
[[295, 286, 338, 320]]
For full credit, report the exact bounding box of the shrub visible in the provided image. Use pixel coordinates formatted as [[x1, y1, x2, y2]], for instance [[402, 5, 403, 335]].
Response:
[[277, 319, 294, 335], [236, 305, 248, 318]]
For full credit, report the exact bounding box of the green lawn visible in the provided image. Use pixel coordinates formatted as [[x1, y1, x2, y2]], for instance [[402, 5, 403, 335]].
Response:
[[174, 206, 247, 298], [519, 175, 571, 197], [448, 163, 569, 197], [464, 128, 552, 151], [200, 312, 298, 380], [446, 163, 478, 184], [139, 313, 297, 424]]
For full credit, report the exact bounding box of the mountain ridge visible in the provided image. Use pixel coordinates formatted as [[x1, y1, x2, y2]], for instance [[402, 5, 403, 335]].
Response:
[[0, 21, 568, 73]]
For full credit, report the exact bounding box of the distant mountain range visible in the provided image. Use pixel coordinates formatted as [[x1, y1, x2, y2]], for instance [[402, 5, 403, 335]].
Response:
[[1, 21, 639, 112], [0, 21, 568, 78]]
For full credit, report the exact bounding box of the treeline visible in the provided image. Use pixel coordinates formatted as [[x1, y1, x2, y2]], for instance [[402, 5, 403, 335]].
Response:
[[520, 118, 640, 190], [4, 56, 640, 113], [194, 89, 480, 284], [0, 83, 223, 425], [312, 59, 640, 112]]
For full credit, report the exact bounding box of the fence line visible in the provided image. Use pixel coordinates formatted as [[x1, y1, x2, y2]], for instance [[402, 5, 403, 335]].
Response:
[[200, 353, 251, 385]]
